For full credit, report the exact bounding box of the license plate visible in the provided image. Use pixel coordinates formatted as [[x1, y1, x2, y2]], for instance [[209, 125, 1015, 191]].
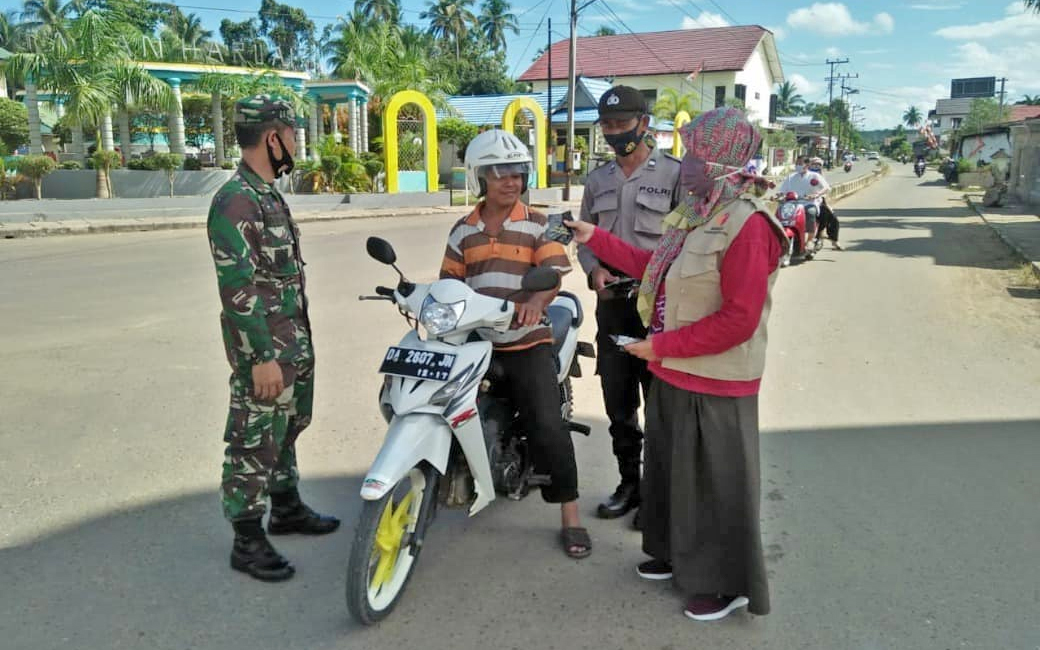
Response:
[[379, 347, 456, 381]]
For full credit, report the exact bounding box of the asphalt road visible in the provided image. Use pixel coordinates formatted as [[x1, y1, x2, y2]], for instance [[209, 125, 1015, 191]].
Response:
[[2, 164, 1039, 649]]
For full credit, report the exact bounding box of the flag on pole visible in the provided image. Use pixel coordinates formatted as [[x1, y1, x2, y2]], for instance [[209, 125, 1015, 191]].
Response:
[[686, 61, 704, 82]]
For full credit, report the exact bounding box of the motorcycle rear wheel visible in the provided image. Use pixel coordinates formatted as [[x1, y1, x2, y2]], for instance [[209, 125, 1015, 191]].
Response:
[[346, 463, 435, 625]]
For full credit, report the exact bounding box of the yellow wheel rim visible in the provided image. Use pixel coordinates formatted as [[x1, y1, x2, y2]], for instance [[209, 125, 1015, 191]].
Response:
[[369, 491, 415, 592]]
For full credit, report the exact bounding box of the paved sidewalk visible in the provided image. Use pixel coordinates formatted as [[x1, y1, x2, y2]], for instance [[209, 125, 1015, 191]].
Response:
[[966, 194, 1040, 280]]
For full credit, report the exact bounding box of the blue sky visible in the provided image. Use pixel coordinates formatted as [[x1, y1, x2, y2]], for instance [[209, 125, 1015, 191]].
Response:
[[174, 0, 1040, 129]]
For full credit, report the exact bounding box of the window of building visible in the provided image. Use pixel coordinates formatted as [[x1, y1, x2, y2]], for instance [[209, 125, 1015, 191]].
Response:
[[950, 117, 963, 129], [639, 89, 657, 106], [734, 84, 747, 106], [714, 85, 726, 108]]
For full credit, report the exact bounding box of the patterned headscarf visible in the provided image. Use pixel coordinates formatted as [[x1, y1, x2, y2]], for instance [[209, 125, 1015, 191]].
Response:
[[636, 107, 772, 325]]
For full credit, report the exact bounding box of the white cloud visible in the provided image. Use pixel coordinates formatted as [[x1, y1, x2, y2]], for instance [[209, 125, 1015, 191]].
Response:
[[786, 3, 896, 36], [859, 48, 889, 55], [856, 83, 948, 130], [825, 46, 843, 57], [934, 2, 1040, 39], [788, 73, 819, 96], [765, 25, 787, 41], [908, 2, 964, 9], [866, 62, 895, 70], [681, 11, 729, 29]]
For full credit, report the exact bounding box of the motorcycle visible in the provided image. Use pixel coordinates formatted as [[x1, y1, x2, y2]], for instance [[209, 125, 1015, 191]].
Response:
[[843, 161, 853, 173], [775, 192, 823, 267], [346, 237, 595, 625], [914, 160, 926, 178]]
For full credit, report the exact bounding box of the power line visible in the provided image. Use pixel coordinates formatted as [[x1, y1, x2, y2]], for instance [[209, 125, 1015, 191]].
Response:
[[594, 0, 683, 75], [510, 0, 554, 78]]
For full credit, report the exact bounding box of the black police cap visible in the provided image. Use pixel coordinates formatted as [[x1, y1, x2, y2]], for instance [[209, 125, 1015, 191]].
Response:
[[597, 85, 647, 121]]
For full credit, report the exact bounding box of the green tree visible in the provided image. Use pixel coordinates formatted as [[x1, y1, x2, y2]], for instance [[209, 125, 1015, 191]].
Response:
[[0, 10, 28, 51], [150, 152, 182, 196], [1025, 0, 1039, 12], [902, 105, 922, 129], [91, 148, 120, 198], [775, 80, 804, 116], [14, 153, 56, 198], [355, 0, 401, 24], [477, 0, 517, 53], [20, 0, 74, 38], [258, 0, 315, 70], [961, 97, 1009, 133], [593, 26, 616, 36], [219, 18, 268, 67], [1015, 94, 1040, 105], [652, 87, 698, 123], [438, 116, 477, 162], [421, 0, 476, 60], [0, 97, 30, 152]]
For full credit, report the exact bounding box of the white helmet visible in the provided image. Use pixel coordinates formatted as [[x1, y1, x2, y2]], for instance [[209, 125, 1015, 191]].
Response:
[[464, 129, 532, 196]]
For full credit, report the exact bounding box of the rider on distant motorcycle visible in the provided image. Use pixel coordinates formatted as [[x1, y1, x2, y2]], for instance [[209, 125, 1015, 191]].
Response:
[[780, 157, 843, 251]]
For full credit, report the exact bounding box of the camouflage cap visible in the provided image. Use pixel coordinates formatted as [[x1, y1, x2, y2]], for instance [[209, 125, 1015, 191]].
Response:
[[234, 94, 296, 127]]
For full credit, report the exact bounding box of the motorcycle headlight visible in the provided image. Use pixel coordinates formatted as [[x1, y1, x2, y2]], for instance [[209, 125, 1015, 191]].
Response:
[[420, 296, 466, 336]]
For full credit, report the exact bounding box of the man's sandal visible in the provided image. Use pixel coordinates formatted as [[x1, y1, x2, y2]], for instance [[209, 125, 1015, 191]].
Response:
[[560, 527, 592, 559]]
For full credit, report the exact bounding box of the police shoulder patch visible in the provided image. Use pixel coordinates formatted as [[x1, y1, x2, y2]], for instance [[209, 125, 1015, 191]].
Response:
[[662, 151, 682, 164]]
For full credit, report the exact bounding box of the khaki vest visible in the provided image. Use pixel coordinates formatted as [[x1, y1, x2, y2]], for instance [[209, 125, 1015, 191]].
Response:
[[661, 193, 787, 381]]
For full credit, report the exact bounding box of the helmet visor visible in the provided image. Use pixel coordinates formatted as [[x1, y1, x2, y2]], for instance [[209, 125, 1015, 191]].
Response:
[[480, 162, 530, 179]]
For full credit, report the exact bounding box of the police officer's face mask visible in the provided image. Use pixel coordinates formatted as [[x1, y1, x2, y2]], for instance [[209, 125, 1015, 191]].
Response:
[[604, 121, 644, 157], [267, 131, 295, 179]]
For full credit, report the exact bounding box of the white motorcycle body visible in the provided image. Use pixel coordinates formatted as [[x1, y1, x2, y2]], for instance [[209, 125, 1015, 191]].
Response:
[[360, 278, 582, 516]]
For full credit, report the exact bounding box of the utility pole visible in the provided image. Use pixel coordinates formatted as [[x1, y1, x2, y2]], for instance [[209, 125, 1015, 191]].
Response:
[[836, 76, 858, 159], [563, 0, 596, 201], [564, 0, 577, 201], [997, 76, 1008, 117], [547, 17, 552, 188], [824, 57, 849, 169]]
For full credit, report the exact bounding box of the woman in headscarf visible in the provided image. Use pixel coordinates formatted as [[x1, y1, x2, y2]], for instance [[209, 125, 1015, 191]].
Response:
[[566, 107, 786, 621]]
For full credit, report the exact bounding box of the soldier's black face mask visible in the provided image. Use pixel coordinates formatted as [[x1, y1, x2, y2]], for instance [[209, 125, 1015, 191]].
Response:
[[603, 122, 644, 157], [267, 131, 295, 179]]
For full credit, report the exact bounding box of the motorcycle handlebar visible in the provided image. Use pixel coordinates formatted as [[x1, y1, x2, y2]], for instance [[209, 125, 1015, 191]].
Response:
[[374, 285, 395, 297]]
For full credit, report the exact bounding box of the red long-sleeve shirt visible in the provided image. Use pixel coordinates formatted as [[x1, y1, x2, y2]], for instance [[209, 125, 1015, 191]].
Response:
[[586, 213, 781, 397]]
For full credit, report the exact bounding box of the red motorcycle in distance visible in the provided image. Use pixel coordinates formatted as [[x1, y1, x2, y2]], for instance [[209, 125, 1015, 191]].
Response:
[[775, 191, 823, 267]]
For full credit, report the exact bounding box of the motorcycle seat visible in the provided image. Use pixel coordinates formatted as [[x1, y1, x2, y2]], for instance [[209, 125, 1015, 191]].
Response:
[[547, 304, 571, 356]]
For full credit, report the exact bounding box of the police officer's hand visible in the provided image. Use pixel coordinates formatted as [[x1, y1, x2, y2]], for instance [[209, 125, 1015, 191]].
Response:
[[252, 360, 285, 401], [590, 266, 620, 291], [563, 219, 595, 244]]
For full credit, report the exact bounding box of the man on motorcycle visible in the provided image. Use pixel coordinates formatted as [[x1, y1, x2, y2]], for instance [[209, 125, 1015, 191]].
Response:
[[781, 156, 842, 250], [439, 129, 591, 559]]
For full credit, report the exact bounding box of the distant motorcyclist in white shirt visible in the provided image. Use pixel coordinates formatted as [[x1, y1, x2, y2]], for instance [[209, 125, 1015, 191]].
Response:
[[779, 156, 843, 250]]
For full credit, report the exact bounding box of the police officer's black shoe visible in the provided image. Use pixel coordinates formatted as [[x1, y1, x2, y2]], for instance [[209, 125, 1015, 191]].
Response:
[[230, 519, 295, 582], [596, 482, 640, 519]]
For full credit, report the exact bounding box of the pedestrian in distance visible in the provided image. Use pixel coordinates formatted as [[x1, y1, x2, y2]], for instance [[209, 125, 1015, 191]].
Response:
[[577, 85, 681, 528], [207, 94, 339, 582], [565, 107, 785, 621]]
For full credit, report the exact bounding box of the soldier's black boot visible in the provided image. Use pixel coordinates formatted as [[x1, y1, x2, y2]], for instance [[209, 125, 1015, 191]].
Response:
[[597, 456, 641, 519], [268, 488, 341, 535], [230, 518, 295, 582]]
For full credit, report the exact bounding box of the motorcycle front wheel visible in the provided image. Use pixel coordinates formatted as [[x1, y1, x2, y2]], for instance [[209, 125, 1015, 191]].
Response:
[[346, 463, 436, 625]]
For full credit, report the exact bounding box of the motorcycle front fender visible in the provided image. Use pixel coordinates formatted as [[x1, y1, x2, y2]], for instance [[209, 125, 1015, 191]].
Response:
[[360, 414, 451, 501]]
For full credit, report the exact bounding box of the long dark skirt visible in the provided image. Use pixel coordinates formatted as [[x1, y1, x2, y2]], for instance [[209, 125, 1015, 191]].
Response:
[[641, 377, 770, 615]]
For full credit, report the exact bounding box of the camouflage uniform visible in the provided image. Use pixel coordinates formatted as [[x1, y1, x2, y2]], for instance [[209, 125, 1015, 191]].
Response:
[[208, 95, 314, 522]]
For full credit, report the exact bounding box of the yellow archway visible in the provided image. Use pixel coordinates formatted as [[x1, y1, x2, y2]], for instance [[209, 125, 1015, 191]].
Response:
[[671, 111, 692, 158], [501, 98, 547, 189], [382, 90, 439, 193]]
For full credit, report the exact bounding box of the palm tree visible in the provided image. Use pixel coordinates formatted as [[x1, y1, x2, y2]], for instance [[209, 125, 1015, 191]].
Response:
[[1015, 94, 1040, 105], [20, 0, 73, 38], [653, 87, 698, 124], [902, 105, 922, 129], [775, 80, 804, 116], [1026, 0, 1039, 12], [0, 10, 27, 51], [7, 11, 173, 196], [355, 0, 401, 24], [177, 13, 213, 47], [420, 0, 476, 60], [111, 61, 175, 165], [477, 0, 518, 53], [193, 72, 248, 166]]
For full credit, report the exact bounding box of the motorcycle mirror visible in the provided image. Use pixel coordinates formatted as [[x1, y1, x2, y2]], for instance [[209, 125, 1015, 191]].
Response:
[[521, 267, 561, 293], [366, 237, 397, 265]]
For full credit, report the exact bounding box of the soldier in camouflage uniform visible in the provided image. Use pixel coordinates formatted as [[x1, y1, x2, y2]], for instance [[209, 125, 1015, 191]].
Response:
[[208, 94, 339, 582]]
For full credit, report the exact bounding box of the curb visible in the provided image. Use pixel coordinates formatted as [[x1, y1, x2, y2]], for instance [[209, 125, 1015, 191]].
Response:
[[830, 165, 889, 203], [964, 196, 1040, 283], [0, 206, 468, 239]]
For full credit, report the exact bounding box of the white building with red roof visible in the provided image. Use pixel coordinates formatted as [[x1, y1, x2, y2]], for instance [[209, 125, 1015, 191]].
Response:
[[518, 25, 784, 127]]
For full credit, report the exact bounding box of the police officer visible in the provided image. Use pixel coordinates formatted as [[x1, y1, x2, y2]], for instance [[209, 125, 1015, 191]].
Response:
[[208, 94, 339, 583], [578, 86, 681, 524]]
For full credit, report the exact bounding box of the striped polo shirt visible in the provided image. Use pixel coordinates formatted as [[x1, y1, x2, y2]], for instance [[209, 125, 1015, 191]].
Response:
[[440, 200, 571, 350]]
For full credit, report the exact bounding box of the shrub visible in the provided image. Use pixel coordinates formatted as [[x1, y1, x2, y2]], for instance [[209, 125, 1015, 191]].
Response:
[[220, 160, 235, 170], [955, 158, 974, 173], [148, 153, 184, 197], [14, 154, 57, 199], [61, 160, 83, 170], [183, 156, 203, 171]]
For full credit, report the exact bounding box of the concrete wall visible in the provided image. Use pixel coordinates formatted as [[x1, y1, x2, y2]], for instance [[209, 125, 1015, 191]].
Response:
[[734, 42, 776, 124], [18, 169, 236, 199], [1009, 119, 1040, 206]]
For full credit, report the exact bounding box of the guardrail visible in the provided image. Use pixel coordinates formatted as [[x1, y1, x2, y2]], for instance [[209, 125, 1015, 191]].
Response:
[[828, 164, 890, 202]]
